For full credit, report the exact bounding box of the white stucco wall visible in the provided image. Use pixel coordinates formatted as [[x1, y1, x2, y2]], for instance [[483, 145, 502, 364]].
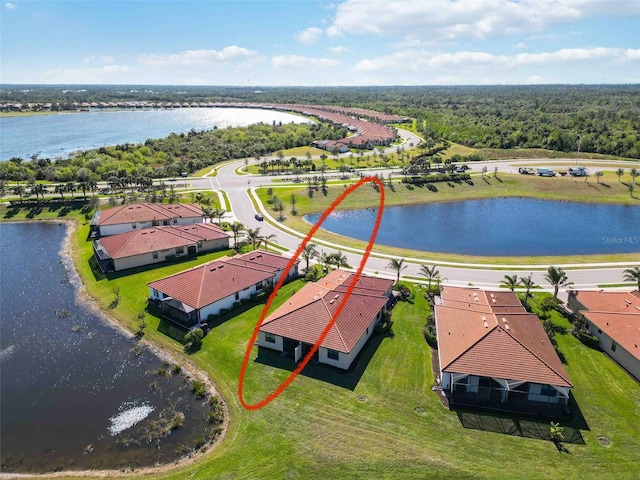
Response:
[[114, 247, 187, 271], [318, 314, 380, 370], [98, 216, 201, 237], [588, 322, 640, 382], [199, 284, 258, 320], [199, 237, 229, 252], [257, 331, 284, 352]]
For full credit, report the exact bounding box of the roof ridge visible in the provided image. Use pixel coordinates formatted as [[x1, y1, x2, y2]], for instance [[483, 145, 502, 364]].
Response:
[[323, 296, 349, 352], [442, 321, 497, 370], [262, 297, 327, 326], [113, 230, 139, 257], [499, 324, 573, 387], [164, 226, 201, 242]]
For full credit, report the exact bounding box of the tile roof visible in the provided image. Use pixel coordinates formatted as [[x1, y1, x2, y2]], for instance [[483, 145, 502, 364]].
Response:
[[97, 203, 203, 226], [569, 290, 640, 361], [148, 259, 274, 309], [436, 286, 572, 388], [96, 224, 229, 259], [260, 270, 390, 353], [228, 250, 299, 275]]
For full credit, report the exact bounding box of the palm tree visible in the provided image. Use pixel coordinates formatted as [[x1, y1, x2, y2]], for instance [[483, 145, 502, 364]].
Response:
[[501, 274, 520, 292], [12, 184, 25, 202], [623, 266, 640, 290], [319, 251, 334, 272], [594, 171, 604, 184], [301, 243, 318, 273], [519, 274, 537, 306], [420, 264, 439, 291], [259, 233, 277, 251], [65, 181, 77, 199], [245, 227, 262, 250], [544, 266, 573, 299], [54, 183, 65, 199], [386, 257, 407, 286], [229, 221, 245, 248], [616, 168, 624, 183], [331, 251, 348, 269]]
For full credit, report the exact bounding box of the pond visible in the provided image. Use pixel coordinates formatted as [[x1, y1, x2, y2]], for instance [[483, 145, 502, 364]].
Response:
[[0, 107, 311, 160], [0, 222, 221, 473], [304, 197, 640, 256]]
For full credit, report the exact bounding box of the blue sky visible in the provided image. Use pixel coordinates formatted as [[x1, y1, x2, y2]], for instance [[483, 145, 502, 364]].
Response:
[[1, 0, 639, 86]]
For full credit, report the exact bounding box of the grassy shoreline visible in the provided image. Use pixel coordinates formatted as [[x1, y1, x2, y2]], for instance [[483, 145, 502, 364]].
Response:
[[258, 172, 640, 265]]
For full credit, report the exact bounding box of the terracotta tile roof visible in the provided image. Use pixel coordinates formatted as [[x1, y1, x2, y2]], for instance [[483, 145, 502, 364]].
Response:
[[569, 290, 640, 361], [97, 203, 202, 226], [148, 259, 274, 309], [96, 224, 229, 259], [436, 286, 572, 388], [225, 250, 298, 275], [260, 271, 390, 353]]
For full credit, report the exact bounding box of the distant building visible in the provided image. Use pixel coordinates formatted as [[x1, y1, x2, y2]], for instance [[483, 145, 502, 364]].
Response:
[[435, 286, 572, 416], [258, 269, 394, 370], [90, 203, 203, 237], [93, 223, 229, 273], [567, 290, 640, 381]]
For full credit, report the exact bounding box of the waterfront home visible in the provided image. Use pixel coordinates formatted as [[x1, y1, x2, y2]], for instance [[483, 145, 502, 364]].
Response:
[[93, 223, 229, 273], [90, 203, 203, 237], [567, 290, 640, 381], [258, 269, 393, 370], [148, 250, 299, 329], [435, 286, 573, 416]]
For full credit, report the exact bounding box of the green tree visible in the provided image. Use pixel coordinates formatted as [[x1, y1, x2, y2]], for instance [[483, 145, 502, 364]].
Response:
[[501, 274, 520, 292], [631, 168, 638, 185], [301, 243, 318, 273], [594, 171, 604, 184], [623, 266, 640, 290], [259, 233, 277, 251], [616, 168, 624, 183], [386, 257, 407, 286], [245, 227, 262, 250], [229, 221, 245, 248], [420, 264, 439, 291], [519, 274, 537, 306], [544, 266, 573, 299], [184, 328, 204, 353]]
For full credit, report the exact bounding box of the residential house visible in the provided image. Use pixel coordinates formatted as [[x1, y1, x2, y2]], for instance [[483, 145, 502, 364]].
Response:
[[435, 286, 573, 415], [148, 250, 299, 329], [567, 290, 640, 381], [258, 269, 393, 370], [93, 223, 229, 272], [91, 203, 203, 237]]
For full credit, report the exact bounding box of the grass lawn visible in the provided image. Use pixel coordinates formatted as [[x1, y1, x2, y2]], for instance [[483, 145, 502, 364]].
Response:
[[255, 173, 640, 265], [3, 205, 640, 479]]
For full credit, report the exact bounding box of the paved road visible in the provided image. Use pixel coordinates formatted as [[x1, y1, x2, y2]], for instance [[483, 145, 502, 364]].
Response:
[[186, 132, 639, 292]]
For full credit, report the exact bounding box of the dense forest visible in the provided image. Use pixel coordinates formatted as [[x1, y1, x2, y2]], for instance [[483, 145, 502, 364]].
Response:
[[2, 84, 639, 161]]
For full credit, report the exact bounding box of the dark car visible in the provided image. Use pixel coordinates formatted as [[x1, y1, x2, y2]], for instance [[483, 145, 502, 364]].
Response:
[[255, 214, 264, 221]]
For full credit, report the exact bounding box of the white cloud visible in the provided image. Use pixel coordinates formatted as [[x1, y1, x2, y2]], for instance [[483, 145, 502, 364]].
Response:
[[297, 27, 323, 44], [40, 65, 132, 84], [4, 2, 17, 10], [83, 55, 115, 64], [354, 47, 640, 73], [513, 42, 528, 49], [328, 46, 350, 54], [138, 46, 258, 67], [329, 0, 640, 41], [272, 55, 341, 70]]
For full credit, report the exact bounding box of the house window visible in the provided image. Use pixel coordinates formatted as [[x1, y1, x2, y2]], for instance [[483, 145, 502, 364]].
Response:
[[265, 332, 276, 344], [132, 223, 137, 229], [152, 251, 158, 259], [327, 349, 339, 361], [597, 329, 602, 334], [176, 246, 184, 255], [173, 218, 178, 224], [611, 341, 617, 352], [235, 292, 240, 301], [540, 385, 557, 397], [197, 241, 203, 248]]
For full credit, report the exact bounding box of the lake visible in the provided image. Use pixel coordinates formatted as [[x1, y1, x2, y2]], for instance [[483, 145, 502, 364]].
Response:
[[304, 198, 640, 256], [0, 107, 311, 161], [0, 222, 220, 473]]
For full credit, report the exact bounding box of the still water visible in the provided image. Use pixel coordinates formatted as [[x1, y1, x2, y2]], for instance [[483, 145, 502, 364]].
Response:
[[0, 222, 215, 472], [0, 107, 311, 160], [305, 197, 640, 256]]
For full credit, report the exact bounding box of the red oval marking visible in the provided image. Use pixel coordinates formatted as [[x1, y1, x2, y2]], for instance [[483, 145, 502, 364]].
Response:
[[238, 176, 385, 410]]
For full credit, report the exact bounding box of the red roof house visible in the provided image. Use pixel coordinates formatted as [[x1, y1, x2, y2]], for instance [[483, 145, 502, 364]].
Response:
[[435, 286, 572, 415], [258, 269, 393, 370], [567, 290, 640, 381]]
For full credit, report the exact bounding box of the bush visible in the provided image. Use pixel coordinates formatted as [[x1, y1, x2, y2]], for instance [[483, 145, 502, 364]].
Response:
[[422, 327, 438, 349], [190, 380, 207, 398], [184, 328, 204, 352]]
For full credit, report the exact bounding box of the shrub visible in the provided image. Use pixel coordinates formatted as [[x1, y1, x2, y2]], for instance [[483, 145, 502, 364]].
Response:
[[190, 380, 207, 399], [184, 328, 204, 352], [422, 327, 438, 349]]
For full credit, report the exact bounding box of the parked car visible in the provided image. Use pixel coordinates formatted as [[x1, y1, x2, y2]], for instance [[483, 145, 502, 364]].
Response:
[[537, 168, 556, 177], [255, 214, 264, 221], [568, 166, 589, 177], [518, 167, 535, 175]]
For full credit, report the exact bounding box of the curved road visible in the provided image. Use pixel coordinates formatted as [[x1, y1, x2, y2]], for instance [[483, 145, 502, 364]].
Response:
[[188, 130, 639, 296]]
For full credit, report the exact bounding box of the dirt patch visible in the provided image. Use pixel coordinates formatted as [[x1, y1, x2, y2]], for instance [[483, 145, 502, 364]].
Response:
[[596, 435, 612, 447]]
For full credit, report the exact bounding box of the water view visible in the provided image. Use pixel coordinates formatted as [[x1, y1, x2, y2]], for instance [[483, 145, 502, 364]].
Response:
[[0, 107, 311, 160], [305, 198, 640, 256], [0, 222, 219, 473]]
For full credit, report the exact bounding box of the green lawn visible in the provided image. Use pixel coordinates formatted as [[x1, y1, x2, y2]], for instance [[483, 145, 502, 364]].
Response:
[[4, 206, 640, 479]]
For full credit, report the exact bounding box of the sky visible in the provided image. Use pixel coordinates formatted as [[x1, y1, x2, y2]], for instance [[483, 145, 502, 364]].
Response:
[[1, 0, 639, 86]]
